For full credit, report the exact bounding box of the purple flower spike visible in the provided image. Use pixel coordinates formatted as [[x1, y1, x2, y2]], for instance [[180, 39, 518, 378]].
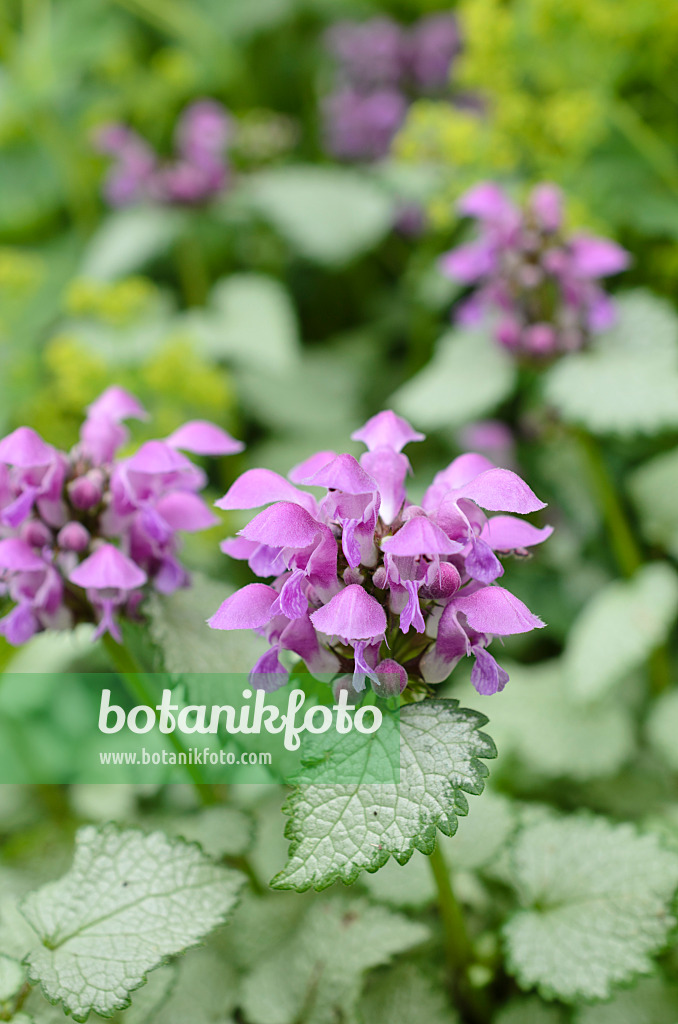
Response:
[[440, 181, 629, 357], [210, 411, 549, 697], [96, 100, 233, 208], [0, 387, 241, 646], [165, 420, 244, 456]]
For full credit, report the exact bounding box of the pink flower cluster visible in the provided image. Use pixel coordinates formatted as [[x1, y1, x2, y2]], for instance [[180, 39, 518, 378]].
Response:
[[0, 388, 242, 645], [441, 183, 630, 357], [96, 100, 232, 207], [209, 411, 550, 696], [323, 14, 460, 161]]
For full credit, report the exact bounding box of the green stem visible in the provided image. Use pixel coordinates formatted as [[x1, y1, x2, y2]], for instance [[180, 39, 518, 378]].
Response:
[[576, 430, 670, 693], [429, 844, 490, 1024], [175, 231, 210, 307], [576, 430, 642, 578], [429, 843, 473, 970], [101, 634, 218, 804]]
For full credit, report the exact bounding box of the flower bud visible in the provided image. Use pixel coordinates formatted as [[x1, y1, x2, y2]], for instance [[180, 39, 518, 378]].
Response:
[[372, 566, 388, 589], [20, 520, 52, 548], [343, 566, 364, 586], [372, 659, 407, 698], [68, 473, 103, 511], [57, 521, 90, 552], [424, 561, 461, 599]]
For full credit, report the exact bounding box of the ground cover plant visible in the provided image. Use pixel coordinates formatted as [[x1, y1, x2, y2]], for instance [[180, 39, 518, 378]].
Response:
[[1, 1, 678, 1023]]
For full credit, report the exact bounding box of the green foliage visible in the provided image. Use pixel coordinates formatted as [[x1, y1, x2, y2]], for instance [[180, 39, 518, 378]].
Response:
[[628, 446, 678, 560], [21, 825, 244, 1021], [240, 897, 429, 1024], [245, 166, 395, 265], [543, 292, 678, 436], [272, 699, 496, 891], [455, 660, 635, 781], [573, 976, 678, 1024], [564, 563, 678, 702], [503, 815, 678, 1001], [391, 328, 517, 429]]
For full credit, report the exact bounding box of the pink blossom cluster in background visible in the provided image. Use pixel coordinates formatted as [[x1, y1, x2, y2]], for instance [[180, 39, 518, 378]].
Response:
[[323, 14, 460, 161], [441, 182, 630, 357], [96, 100, 233, 206], [0, 388, 242, 644]]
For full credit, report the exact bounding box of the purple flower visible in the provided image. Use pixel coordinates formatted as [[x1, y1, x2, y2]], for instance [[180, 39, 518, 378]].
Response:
[[323, 88, 408, 162], [321, 13, 460, 164], [0, 388, 242, 645], [209, 411, 549, 696], [95, 100, 233, 208], [440, 181, 630, 358], [325, 18, 407, 89], [407, 14, 461, 91]]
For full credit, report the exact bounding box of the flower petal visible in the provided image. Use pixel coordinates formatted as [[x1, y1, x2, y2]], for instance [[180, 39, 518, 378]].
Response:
[[453, 585, 545, 635]]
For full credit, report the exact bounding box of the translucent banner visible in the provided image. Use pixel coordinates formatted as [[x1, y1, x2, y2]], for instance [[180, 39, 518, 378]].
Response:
[[0, 671, 401, 785]]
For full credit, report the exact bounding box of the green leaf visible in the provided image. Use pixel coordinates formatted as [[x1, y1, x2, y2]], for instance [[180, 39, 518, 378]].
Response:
[[236, 337, 364, 439], [503, 815, 678, 1001], [144, 947, 238, 1024], [271, 699, 496, 891], [543, 291, 678, 437], [495, 997, 567, 1024], [391, 328, 516, 430], [193, 273, 300, 372], [573, 976, 678, 1024], [359, 964, 460, 1024], [454, 659, 634, 781], [646, 689, 678, 772], [564, 563, 678, 702], [246, 165, 394, 264], [0, 952, 24, 1000], [147, 573, 267, 674], [159, 806, 254, 859], [21, 825, 244, 1022], [81, 207, 187, 281], [628, 446, 678, 560], [240, 897, 429, 1024]]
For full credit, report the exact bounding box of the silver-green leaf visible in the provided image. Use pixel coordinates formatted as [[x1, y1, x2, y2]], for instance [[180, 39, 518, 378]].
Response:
[[564, 562, 678, 702], [543, 291, 678, 437], [503, 815, 678, 1001], [21, 825, 244, 1022], [391, 328, 516, 430], [272, 699, 496, 891], [241, 897, 429, 1024]]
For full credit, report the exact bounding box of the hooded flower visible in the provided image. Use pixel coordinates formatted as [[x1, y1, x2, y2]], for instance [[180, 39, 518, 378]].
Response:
[[209, 410, 549, 696], [440, 181, 630, 358], [0, 388, 242, 645]]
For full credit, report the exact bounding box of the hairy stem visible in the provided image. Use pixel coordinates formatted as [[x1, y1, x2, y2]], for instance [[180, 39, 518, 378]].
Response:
[[101, 633, 218, 803]]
